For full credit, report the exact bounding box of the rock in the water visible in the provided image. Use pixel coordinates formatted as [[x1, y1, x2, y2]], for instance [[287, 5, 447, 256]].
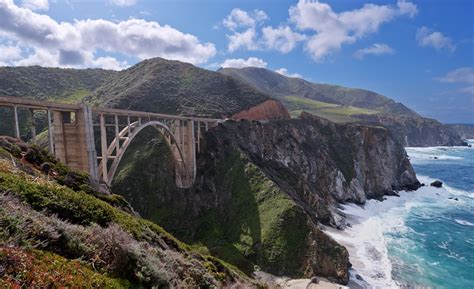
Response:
[[430, 180, 443, 188], [356, 274, 364, 281], [310, 277, 319, 284]]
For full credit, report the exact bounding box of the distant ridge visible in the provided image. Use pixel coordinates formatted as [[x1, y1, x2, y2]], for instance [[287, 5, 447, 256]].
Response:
[[219, 66, 466, 147], [219, 66, 419, 120]]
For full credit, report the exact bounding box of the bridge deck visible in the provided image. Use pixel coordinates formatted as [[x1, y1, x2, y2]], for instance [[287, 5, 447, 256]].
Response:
[[0, 96, 221, 122]]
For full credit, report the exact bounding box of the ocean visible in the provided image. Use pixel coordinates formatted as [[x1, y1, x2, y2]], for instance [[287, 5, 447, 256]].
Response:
[[326, 140, 474, 289]]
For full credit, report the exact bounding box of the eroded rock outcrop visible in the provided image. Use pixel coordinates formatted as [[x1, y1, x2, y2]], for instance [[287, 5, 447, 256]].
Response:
[[232, 99, 291, 120]]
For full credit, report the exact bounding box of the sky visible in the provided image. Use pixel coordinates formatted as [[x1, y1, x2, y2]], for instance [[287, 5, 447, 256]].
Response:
[[0, 0, 473, 123]]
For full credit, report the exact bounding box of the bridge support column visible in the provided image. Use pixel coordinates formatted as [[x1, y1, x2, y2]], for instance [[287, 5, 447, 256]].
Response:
[[183, 120, 196, 186], [52, 108, 94, 175], [171, 120, 196, 188], [82, 106, 99, 184]]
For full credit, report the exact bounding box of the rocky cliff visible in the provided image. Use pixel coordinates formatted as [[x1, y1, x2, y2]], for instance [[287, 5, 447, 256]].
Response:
[[448, 124, 474, 140], [111, 113, 420, 284], [357, 114, 467, 147], [231, 99, 290, 120]]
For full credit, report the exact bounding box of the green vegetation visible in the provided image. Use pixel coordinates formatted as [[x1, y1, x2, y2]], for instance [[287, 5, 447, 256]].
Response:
[[285, 95, 341, 110], [0, 66, 115, 101], [112, 135, 311, 277], [219, 67, 419, 119], [0, 247, 131, 288], [284, 95, 379, 123], [0, 163, 188, 250], [89, 57, 270, 117], [0, 138, 254, 288]]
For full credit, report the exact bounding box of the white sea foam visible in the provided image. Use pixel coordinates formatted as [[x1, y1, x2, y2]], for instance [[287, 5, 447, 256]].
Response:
[[324, 174, 471, 289], [454, 218, 474, 227], [406, 144, 473, 163], [323, 143, 473, 288]]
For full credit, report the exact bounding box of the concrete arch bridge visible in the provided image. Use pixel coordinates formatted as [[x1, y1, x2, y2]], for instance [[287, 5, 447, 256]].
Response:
[[0, 96, 222, 188]]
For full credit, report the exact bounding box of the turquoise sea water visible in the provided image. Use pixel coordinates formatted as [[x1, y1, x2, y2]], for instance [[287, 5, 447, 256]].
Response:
[[393, 141, 474, 288], [327, 140, 474, 289]]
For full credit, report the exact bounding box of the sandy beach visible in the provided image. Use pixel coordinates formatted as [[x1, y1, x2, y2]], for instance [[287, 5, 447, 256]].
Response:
[[254, 271, 355, 289]]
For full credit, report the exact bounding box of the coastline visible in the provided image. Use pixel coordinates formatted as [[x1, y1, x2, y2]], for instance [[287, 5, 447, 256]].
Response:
[[256, 141, 474, 289], [324, 173, 473, 288], [254, 271, 359, 289]]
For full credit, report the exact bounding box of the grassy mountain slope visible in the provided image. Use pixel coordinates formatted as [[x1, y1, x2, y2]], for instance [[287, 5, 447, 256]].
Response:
[[219, 67, 419, 121], [0, 136, 256, 288], [0, 66, 116, 138], [88, 58, 274, 118], [0, 66, 116, 102], [285, 95, 379, 122]]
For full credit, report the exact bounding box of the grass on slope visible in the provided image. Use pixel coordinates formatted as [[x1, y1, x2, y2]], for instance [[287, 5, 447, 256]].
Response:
[[0, 247, 130, 288], [0, 139, 252, 288], [285, 95, 379, 123]]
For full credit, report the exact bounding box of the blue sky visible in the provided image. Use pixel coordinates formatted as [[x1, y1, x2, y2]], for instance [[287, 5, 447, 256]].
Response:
[[0, 0, 473, 123]]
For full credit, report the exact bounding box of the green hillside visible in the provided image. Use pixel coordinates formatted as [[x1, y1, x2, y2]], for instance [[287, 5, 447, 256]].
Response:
[[0, 136, 254, 288], [88, 57, 271, 117], [285, 95, 378, 122], [219, 67, 419, 121], [0, 66, 116, 102]]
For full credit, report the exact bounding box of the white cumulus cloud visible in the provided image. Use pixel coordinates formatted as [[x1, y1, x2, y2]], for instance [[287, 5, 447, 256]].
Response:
[[221, 57, 267, 69], [275, 68, 302, 78], [397, 0, 417, 17], [223, 8, 268, 31], [21, 0, 48, 11], [0, 0, 216, 69], [439, 68, 474, 84], [354, 43, 394, 59], [261, 26, 306, 53], [439, 67, 474, 96], [289, 0, 416, 61], [223, 8, 305, 54], [223, 8, 269, 52], [416, 26, 455, 52], [227, 28, 259, 52], [0, 44, 22, 64]]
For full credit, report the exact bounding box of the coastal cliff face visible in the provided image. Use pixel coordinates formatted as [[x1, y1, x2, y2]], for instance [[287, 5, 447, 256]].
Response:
[[205, 113, 420, 218], [111, 113, 420, 284], [448, 124, 474, 140], [357, 114, 466, 147]]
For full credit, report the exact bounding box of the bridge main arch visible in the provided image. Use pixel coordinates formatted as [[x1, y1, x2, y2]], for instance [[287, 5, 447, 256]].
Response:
[[99, 120, 194, 188]]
